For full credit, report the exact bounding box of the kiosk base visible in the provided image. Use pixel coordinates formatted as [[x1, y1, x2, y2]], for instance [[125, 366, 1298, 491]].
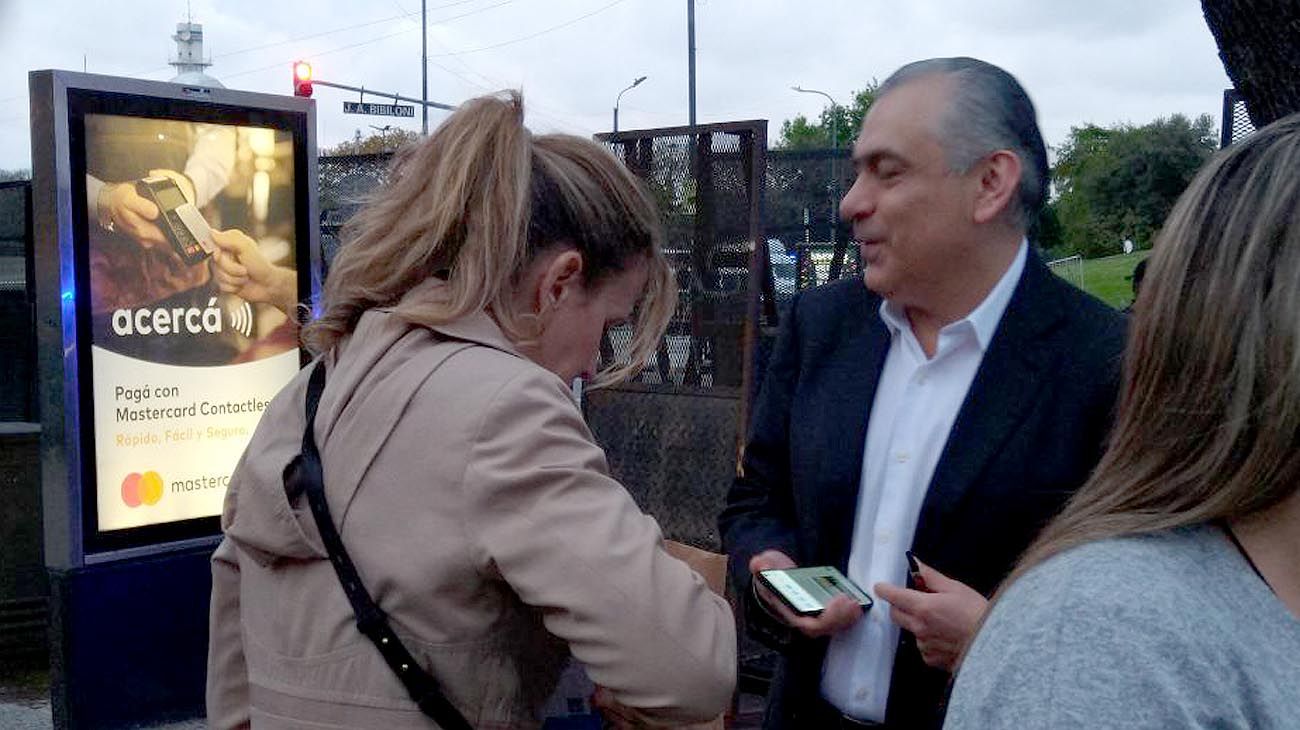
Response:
[[48, 544, 213, 729]]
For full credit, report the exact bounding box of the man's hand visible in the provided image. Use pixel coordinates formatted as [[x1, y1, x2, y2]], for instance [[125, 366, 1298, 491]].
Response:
[[591, 685, 647, 729], [97, 181, 165, 248], [210, 229, 297, 316], [145, 168, 196, 205], [592, 685, 719, 730], [749, 550, 863, 639], [874, 557, 987, 672]]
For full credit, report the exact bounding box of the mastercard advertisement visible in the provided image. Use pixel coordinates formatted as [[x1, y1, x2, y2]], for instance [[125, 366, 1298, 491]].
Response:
[[83, 113, 304, 532]]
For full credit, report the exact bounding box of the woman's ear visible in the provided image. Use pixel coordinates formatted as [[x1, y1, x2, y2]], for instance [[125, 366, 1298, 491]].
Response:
[[536, 249, 585, 315]]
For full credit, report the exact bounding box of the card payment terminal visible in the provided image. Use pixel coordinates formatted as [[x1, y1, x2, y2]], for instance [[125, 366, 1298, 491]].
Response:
[[135, 175, 215, 265]]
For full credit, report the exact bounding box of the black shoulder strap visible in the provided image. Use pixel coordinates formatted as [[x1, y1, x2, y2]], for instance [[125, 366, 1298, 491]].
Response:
[[296, 360, 473, 730]]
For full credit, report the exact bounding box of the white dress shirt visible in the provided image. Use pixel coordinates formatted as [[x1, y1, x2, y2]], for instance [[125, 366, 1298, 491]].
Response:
[[820, 241, 1028, 721]]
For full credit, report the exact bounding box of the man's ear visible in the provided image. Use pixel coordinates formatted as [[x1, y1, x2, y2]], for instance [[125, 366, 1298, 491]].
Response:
[[536, 249, 585, 314], [971, 150, 1022, 225]]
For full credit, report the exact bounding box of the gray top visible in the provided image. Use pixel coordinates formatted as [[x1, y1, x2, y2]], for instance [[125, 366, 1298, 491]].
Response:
[[944, 524, 1300, 729]]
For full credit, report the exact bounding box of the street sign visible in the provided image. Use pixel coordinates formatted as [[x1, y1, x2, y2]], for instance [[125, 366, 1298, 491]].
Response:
[[343, 101, 415, 117]]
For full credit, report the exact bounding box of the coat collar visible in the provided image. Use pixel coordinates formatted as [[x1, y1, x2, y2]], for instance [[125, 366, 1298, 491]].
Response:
[[914, 249, 1069, 542], [387, 277, 526, 359]]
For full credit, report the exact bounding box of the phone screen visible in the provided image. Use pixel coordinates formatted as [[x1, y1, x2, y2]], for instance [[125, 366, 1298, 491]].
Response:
[[760, 566, 873, 615], [151, 182, 186, 211]]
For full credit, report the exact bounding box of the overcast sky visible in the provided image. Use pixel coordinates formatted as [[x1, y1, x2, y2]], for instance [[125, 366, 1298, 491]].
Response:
[[0, 0, 1232, 171]]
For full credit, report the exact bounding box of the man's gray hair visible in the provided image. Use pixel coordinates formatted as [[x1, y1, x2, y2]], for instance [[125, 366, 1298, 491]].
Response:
[[879, 57, 1049, 230]]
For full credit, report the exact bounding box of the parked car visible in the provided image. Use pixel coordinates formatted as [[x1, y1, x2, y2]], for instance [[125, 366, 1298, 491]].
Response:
[[712, 239, 796, 295]]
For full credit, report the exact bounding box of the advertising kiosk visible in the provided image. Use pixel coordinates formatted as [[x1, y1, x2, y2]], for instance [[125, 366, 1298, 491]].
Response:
[[28, 70, 318, 728]]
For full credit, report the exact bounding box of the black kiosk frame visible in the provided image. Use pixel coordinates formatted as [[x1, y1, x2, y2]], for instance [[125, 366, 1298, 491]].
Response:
[[29, 69, 318, 729]]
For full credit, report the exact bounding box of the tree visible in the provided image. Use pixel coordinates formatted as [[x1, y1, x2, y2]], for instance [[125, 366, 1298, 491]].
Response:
[[1202, 0, 1300, 127], [322, 127, 421, 156], [1051, 114, 1217, 258], [775, 82, 880, 150], [0, 168, 30, 182]]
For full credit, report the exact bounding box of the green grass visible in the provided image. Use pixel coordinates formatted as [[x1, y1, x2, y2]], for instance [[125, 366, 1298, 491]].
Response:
[[1051, 251, 1150, 310]]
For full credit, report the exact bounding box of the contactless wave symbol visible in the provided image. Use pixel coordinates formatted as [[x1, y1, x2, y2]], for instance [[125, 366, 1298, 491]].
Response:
[[121, 471, 164, 508], [228, 301, 254, 338]]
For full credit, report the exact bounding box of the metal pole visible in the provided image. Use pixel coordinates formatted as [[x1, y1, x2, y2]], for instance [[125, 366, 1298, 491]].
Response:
[[687, 0, 696, 126], [830, 107, 838, 248], [312, 78, 455, 110], [831, 108, 838, 154], [421, 0, 429, 135], [613, 106, 619, 133]]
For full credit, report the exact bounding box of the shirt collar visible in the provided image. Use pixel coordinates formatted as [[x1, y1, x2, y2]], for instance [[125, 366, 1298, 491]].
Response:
[[879, 238, 1028, 353]]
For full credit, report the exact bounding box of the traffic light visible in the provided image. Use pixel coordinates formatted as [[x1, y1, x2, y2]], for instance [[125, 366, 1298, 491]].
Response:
[[293, 61, 313, 97]]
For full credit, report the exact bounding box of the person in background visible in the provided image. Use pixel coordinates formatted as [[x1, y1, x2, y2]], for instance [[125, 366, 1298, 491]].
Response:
[[945, 111, 1300, 730], [207, 91, 736, 729], [719, 57, 1126, 729], [1123, 257, 1147, 314]]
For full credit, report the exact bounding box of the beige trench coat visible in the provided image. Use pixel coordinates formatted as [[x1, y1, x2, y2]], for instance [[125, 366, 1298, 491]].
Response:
[[207, 285, 736, 729]]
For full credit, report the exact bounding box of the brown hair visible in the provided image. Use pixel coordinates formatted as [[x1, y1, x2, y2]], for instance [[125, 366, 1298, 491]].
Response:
[[965, 112, 1300, 662], [303, 91, 674, 385]]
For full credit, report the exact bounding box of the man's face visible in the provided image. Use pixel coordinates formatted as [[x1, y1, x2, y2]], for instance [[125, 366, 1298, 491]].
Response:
[[840, 77, 982, 307]]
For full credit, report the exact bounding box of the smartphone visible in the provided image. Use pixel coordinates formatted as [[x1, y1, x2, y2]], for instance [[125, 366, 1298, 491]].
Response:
[[757, 566, 873, 617], [135, 175, 215, 265]]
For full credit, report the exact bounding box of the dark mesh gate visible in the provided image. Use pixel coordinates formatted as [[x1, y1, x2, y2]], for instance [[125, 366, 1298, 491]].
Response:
[[318, 153, 393, 275], [589, 121, 766, 553]]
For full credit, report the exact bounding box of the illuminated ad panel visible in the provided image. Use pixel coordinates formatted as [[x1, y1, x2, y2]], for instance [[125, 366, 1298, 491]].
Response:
[[85, 114, 300, 531], [62, 87, 314, 551]]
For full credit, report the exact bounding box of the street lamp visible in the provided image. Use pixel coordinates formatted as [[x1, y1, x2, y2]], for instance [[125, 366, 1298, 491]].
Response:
[[791, 85, 840, 152], [614, 76, 648, 133], [792, 85, 842, 274]]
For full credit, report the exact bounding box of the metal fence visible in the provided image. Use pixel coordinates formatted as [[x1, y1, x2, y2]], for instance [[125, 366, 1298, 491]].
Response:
[[0, 180, 44, 669], [587, 121, 767, 551], [317, 153, 393, 276], [0, 180, 35, 422], [1220, 88, 1256, 149], [763, 147, 858, 326], [1047, 254, 1085, 290]]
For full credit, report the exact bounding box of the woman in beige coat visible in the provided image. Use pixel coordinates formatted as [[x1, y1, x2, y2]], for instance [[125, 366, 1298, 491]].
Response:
[[206, 92, 736, 729]]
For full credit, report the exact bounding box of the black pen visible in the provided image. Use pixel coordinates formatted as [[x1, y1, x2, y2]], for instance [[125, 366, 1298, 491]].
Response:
[[905, 550, 930, 592]]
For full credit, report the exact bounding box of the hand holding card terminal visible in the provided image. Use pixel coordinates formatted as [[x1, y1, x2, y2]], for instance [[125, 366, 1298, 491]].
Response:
[[135, 175, 215, 265]]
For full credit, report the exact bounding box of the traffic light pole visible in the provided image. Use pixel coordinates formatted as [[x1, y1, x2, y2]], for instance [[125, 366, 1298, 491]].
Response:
[[422, 0, 429, 135], [311, 78, 456, 111]]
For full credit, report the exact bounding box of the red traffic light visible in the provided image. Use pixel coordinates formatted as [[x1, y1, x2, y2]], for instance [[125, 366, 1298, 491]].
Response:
[[293, 61, 313, 97]]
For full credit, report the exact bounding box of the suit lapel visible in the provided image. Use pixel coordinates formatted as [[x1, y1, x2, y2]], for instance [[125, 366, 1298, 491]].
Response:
[[915, 253, 1066, 541], [812, 283, 891, 567]]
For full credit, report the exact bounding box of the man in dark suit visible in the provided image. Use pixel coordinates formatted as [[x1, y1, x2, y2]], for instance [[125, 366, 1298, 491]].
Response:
[[720, 57, 1126, 729]]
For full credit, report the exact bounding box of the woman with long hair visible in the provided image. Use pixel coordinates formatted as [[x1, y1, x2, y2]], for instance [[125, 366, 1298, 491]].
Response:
[[206, 92, 736, 729], [944, 113, 1300, 728]]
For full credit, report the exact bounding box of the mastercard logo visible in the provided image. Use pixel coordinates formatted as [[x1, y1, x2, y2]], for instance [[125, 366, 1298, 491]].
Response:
[[121, 471, 164, 507]]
